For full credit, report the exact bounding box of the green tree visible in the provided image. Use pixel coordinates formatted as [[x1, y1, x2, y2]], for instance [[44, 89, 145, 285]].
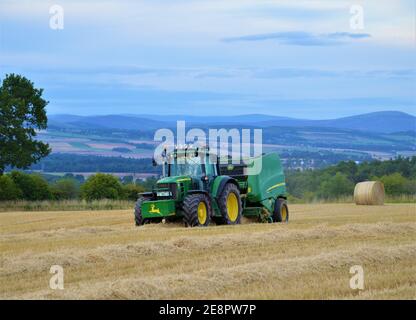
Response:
[[136, 176, 158, 191], [317, 172, 354, 199], [64, 173, 85, 184], [81, 173, 123, 200], [121, 175, 134, 184], [122, 183, 145, 201], [51, 178, 80, 200], [0, 74, 51, 174], [378, 173, 409, 195], [286, 156, 416, 201], [0, 174, 22, 200], [9, 171, 51, 200]]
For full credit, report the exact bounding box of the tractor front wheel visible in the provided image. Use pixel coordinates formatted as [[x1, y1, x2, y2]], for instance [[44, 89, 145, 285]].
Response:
[[217, 183, 242, 225], [134, 197, 150, 226], [273, 198, 289, 223], [183, 193, 211, 227]]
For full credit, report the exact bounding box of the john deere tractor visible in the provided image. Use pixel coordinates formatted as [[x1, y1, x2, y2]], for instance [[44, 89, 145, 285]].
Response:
[[134, 147, 288, 227]]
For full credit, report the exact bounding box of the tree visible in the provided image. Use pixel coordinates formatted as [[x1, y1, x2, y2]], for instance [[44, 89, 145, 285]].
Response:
[[0, 174, 22, 200], [378, 173, 409, 195], [122, 183, 145, 201], [64, 173, 85, 184], [286, 156, 416, 201], [9, 171, 51, 200], [121, 175, 133, 184], [81, 173, 123, 200], [317, 172, 354, 199], [51, 178, 80, 200], [0, 74, 51, 174], [137, 176, 158, 191]]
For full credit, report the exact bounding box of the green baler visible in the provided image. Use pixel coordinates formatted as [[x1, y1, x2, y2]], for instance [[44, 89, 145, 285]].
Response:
[[134, 148, 288, 227], [222, 153, 288, 222]]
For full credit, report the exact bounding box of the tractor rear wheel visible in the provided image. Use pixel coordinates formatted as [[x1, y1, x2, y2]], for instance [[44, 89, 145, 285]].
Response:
[[183, 193, 211, 227], [273, 198, 289, 223], [134, 197, 150, 226], [217, 183, 242, 225]]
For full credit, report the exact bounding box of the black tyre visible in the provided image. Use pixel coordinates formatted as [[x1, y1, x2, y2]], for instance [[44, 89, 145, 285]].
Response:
[[217, 183, 242, 225], [273, 198, 289, 223], [183, 193, 211, 227], [134, 197, 150, 226]]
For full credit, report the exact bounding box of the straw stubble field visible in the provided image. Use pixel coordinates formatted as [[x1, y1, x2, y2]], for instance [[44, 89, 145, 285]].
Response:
[[1, 204, 415, 299]]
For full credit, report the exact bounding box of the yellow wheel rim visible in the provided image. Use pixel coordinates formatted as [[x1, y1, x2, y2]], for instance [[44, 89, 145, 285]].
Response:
[[197, 201, 207, 225], [281, 205, 288, 222], [226, 192, 239, 222]]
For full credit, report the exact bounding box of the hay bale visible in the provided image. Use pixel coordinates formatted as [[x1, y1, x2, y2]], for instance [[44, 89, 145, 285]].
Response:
[[354, 181, 385, 205]]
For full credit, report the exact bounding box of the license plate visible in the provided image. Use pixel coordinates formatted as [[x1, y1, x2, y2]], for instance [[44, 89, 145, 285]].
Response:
[[157, 191, 172, 197]]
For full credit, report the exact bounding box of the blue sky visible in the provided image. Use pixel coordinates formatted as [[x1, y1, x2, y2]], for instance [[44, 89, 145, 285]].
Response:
[[0, 0, 415, 119]]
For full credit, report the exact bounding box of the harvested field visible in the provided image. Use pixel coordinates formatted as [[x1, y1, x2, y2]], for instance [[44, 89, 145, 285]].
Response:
[[0, 204, 415, 299]]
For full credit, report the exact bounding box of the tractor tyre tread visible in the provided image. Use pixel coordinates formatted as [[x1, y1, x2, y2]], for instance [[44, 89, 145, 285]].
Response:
[[183, 193, 211, 227], [273, 198, 289, 223], [217, 183, 242, 225], [134, 197, 151, 226]]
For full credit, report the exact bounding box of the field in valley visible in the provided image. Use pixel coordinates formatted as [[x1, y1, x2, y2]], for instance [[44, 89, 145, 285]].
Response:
[[0, 204, 415, 299]]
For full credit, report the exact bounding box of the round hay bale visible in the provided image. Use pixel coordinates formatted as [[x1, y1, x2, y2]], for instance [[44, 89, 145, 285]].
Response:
[[354, 181, 385, 205]]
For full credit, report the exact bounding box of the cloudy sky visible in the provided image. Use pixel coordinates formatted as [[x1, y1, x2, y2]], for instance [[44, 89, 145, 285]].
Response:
[[0, 0, 415, 118]]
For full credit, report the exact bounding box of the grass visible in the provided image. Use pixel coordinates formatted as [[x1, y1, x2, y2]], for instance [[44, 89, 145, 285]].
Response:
[[0, 203, 415, 299], [0, 199, 135, 212], [384, 194, 416, 203], [287, 194, 416, 204], [0, 195, 414, 212]]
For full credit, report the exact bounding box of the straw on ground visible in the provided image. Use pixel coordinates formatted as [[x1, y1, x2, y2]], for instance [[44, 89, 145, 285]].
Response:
[[0, 203, 415, 299]]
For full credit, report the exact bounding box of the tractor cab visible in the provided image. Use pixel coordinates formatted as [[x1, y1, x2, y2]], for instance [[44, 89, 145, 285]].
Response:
[[166, 147, 218, 177], [155, 146, 219, 197]]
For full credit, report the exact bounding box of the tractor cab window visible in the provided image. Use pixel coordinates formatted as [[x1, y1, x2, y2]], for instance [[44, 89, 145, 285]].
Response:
[[169, 156, 204, 177], [205, 162, 217, 176], [205, 153, 218, 176]]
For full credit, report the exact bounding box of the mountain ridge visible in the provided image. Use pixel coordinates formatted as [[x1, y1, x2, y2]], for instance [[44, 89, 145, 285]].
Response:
[[48, 111, 416, 134]]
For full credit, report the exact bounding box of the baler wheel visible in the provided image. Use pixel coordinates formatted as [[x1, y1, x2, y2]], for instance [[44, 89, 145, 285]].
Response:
[[273, 198, 289, 223]]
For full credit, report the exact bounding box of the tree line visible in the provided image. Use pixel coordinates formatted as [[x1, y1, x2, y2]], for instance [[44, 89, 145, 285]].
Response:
[[26, 150, 372, 173], [0, 171, 158, 201], [1, 157, 415, 202], [28, 153, 159, 173], [286, 156, 416, 201]]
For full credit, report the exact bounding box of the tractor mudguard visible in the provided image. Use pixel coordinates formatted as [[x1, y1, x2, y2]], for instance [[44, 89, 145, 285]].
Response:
[[211, 176, 239, 199]]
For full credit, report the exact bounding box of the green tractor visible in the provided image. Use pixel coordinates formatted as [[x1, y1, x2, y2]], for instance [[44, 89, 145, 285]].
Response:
[[134, 147, 288, 227]]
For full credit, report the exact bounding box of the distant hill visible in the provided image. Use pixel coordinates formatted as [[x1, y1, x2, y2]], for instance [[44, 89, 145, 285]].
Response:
[[257, 111, 416, 133], [49, 111, 416, 133], [324, 111, 416, 133], [49, 114, 167, 131], [126, 113, 292, 124], [42, 111, 416, 168]]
